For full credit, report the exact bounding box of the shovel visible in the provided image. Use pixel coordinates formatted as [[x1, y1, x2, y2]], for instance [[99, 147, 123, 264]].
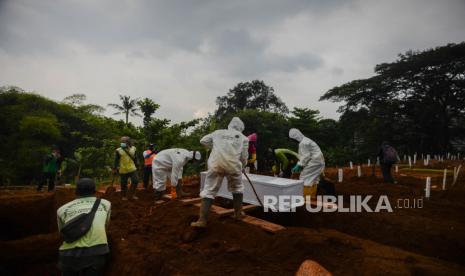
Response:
[[105, 171, 117, 195], [242, 170, 263, 207]]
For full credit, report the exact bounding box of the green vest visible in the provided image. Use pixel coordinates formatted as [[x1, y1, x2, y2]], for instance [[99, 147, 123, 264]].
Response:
[[43, 154, 59, 173], [116, 146, 137, 174]]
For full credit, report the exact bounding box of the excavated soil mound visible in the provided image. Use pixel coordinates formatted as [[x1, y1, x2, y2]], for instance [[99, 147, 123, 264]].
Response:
[[104, 196, 465, 275], [1, 169, 465, 275], [253, 175, 465, 265]]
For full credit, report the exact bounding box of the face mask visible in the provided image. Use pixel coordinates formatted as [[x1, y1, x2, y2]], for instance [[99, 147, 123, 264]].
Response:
[[120, 143, 127, 148]]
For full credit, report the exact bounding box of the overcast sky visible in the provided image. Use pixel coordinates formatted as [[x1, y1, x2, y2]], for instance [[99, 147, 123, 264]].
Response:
[[1, 0, 464, 125]]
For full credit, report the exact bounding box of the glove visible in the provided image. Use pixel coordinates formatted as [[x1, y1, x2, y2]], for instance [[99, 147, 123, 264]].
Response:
[[291, 164, 302, 173]]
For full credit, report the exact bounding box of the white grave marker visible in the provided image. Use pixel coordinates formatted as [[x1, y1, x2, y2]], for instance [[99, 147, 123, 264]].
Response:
[[442, 169, 447, 190], [425, 177, 431, 198]]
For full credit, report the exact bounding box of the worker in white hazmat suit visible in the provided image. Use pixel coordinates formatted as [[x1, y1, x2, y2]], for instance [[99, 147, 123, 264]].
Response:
[[191, 117, 249, 228], [289, 128, 325, 198], [152, 148, 202, 200]]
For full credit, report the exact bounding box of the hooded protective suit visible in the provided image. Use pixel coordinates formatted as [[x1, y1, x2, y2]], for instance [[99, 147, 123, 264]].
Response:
[[199, 117, 249, 199], [289, 128, 325, 187], [152, 148, 201, 191]]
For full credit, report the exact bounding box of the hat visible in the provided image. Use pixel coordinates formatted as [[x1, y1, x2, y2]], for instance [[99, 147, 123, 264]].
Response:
[[75, 178, 96, 197], [248, 133, 257, 142]]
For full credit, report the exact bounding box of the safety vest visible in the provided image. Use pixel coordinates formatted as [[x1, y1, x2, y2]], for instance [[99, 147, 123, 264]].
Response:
[[43, 154, 60, 173], [144, 150, 156, 166], [57, 197, 111, 252], [116, 146, 137, 174]]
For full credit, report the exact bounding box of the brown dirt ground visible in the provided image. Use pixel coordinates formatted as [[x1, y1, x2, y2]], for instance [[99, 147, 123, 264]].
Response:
[[1, 164, 465, 275]]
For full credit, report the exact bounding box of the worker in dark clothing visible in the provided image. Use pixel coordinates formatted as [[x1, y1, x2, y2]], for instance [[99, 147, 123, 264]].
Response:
[[142, 144, 157, 189], [378, 141, 398, 184], [263, 148, 275, 173], [37, 146, 63, 192]]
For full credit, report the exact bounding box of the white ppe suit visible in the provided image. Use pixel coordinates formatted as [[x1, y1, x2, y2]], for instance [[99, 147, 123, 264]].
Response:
[[200, 117, 249, 199], [289, 128, 325, 187], [152, 148, 199, 191]]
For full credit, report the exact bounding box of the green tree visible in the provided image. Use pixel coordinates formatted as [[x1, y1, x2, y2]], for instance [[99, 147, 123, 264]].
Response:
[[145, 118, 171, 146], [321, 42, 465, 154], [63, 93, 105, 115], [288, 107, 320, 136], [19, 114, 61, 141], [0, 87, 143, 185], [108, 95, 141, 125], [137, 98, 160, 129], [215, 80, 289, 119]]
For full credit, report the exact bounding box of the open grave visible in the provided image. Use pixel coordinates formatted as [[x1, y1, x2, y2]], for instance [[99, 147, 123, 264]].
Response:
[[1, 163, 465, 275]]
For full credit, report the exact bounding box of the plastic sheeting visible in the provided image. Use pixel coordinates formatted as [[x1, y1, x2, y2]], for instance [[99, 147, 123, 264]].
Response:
[[200, 171, 304, 206]]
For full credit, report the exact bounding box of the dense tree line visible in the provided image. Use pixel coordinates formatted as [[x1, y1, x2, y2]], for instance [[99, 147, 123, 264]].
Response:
[[0, 42, 463, 185], [321, 42, 465, 157], [0, 89, 201, 185]]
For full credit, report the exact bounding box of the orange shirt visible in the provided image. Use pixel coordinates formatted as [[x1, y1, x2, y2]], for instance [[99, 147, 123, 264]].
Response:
[[143, 150, 156, 166]]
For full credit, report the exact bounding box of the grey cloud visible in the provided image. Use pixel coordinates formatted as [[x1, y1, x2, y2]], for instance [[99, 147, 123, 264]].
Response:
[[273, 54, 323, 72], [0, 0, 352, 55], [226, 52, 324, 78], [1, 0, 464, 123], [210, 29, 266, 56], [204, 29, 324, 76], [331, 67, 344, 76]]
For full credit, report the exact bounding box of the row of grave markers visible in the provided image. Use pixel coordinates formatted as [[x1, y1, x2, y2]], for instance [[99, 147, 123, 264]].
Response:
[[424, 165, 462, 198], [336, 164, 400, 183], [345, 153, 462, 169], [336, 163, 462, 199], [402, 153, 463, 167]]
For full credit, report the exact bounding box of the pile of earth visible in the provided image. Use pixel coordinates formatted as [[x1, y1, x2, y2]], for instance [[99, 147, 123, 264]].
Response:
[[1, 168, 465, 275]]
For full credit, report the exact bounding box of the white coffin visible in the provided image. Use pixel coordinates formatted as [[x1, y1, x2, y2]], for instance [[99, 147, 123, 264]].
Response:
[[200, 171, 304, 206]]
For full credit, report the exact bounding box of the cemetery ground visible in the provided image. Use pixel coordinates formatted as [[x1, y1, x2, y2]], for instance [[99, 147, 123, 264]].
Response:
[[1, 160, 464, 275]]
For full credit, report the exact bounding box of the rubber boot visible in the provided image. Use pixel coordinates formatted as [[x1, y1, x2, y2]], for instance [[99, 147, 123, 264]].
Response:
[[303, 185, 318, 203], [175, 183, 191, 198], [232, 193, 244, 220], [122, 190, 128, 201], [121, 184, 128, 201], [154, 190, 165, 201], [191, 198, 213, 228]]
